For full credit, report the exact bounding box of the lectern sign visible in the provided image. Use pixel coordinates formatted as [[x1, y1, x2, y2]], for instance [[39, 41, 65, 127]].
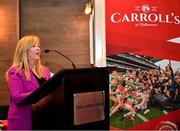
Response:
[[74, 91, 105, 125]]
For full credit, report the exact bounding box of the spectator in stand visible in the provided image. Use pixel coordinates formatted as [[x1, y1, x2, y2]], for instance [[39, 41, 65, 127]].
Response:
[[175, 71, 180, 77], [174, 76, 180, 103], [163, 64, 174, 78]]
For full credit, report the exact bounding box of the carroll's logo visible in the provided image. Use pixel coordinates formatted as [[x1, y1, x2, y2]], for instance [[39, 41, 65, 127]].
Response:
[[155, 121, 178, 130], [110, 3, 180, 27], [141, 4, 150, 13]]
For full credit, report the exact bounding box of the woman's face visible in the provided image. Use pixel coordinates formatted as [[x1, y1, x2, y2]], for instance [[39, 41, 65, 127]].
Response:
[[28, 43, 41, 63]]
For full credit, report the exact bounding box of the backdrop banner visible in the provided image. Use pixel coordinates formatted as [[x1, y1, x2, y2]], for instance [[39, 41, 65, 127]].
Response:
[[106, 0, 180, 61]]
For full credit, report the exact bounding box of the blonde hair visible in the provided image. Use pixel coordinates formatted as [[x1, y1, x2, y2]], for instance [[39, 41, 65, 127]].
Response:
[[6, 35, 46, 80]]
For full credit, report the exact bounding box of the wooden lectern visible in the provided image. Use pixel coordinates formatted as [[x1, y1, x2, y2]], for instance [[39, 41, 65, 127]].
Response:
[[19, 67, 109, 130]]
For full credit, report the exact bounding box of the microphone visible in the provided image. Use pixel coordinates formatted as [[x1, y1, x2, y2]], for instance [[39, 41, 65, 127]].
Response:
[[44, 49, 76, 69]]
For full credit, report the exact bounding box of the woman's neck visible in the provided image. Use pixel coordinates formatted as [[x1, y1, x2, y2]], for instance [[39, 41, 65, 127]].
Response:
[[29, 60, 36, 70], [29, 63, 42, 79], [29, 64, 35, 71]]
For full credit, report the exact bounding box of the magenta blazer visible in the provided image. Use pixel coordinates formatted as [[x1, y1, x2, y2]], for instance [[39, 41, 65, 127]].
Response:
[[7, 67, 51, 130]]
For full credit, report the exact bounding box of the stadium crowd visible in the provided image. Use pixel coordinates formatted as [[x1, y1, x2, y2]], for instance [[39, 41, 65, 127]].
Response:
[[109, 64, 180, 121]]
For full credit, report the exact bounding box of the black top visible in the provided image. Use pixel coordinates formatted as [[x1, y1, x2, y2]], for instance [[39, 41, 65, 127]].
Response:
[[32, 72, 47, 86]]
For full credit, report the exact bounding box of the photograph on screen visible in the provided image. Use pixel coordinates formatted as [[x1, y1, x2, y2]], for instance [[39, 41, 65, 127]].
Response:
[[107, 53, 180, 130]]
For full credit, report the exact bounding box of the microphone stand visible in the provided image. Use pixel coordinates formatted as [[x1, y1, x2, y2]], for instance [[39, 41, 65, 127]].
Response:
[[44, 49, 76, 69]]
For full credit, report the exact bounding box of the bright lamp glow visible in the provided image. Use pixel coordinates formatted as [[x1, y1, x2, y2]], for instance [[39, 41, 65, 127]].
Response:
[[85, 2, 92, 15]]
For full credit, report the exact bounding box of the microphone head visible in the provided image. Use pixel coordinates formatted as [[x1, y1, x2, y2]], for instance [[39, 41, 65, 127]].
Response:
[[44, 49, 50, 53]]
